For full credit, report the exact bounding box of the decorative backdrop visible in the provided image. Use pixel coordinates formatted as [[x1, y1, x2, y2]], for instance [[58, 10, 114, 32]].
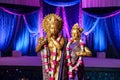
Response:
[[0, 1, 120, 58]]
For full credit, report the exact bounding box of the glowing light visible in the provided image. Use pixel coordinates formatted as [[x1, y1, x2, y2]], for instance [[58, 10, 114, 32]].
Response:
[[56, 7, 60, 15], [38, 1, 44, 37], [79, 2, 83, 27], [43, 0, 81, 7], [62, 7, 70, 38]]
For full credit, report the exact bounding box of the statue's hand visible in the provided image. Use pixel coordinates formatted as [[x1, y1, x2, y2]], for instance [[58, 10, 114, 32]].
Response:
[[76, 51, 86, 57], [36, 37, 47, 52], [38, 37, 47, 45]]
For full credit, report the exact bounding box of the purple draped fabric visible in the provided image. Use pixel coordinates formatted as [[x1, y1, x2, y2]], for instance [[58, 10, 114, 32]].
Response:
[[69, 41, 85, 80]]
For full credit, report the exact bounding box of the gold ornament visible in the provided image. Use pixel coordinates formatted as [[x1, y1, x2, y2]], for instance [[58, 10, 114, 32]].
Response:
[[42, 14, 63, 33]]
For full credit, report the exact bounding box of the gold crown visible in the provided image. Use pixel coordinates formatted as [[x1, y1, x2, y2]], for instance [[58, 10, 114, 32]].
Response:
[[72, 23, 83, 33], [42, 14, 63, 33]]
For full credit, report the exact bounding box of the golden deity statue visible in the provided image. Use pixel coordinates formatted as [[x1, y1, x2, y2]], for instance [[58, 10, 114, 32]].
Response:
[[66, 23, 91, 80], [71, 23, 91, 57], [36, 14, 65, 80]]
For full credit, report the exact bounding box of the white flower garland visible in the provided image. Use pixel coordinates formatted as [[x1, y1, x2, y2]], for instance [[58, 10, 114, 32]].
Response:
[[66, 38, 84, 78], [43, 35, 62, 80]]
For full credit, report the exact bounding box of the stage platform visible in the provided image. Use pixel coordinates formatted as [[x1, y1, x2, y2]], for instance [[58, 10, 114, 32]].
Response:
[[0, 56, 120, 68]]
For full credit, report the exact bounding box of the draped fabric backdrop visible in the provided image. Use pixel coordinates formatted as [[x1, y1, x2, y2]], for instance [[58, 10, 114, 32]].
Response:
[[0, 2, 120, 58]]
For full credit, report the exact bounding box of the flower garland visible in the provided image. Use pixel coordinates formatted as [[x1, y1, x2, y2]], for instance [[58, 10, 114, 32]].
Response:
[[43, 34, 62, 80], [66, 38, 85, 78]]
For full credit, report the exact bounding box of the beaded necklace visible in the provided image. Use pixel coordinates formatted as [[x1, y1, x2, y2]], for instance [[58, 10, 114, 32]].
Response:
[[43, 35, 62, 80], [66, 38, 84, 78]]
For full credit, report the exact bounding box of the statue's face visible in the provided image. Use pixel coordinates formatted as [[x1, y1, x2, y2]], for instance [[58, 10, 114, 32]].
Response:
[[47, 16, 61, 36], [49, 23, 58, 35], [42, 14, 62, 36], [71, 27, 81, 40]]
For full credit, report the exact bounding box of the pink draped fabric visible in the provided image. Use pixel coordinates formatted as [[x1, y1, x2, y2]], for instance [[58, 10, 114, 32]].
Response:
[[82, 0, 120, 8], [0, 0, 41, 7]]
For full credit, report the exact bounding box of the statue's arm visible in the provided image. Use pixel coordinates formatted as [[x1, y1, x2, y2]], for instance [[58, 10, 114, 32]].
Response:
[[36, 37, 47, 52], [51, 37, 64, 50], [84, 47, 92, 56], [76, 46, 92, 57]]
